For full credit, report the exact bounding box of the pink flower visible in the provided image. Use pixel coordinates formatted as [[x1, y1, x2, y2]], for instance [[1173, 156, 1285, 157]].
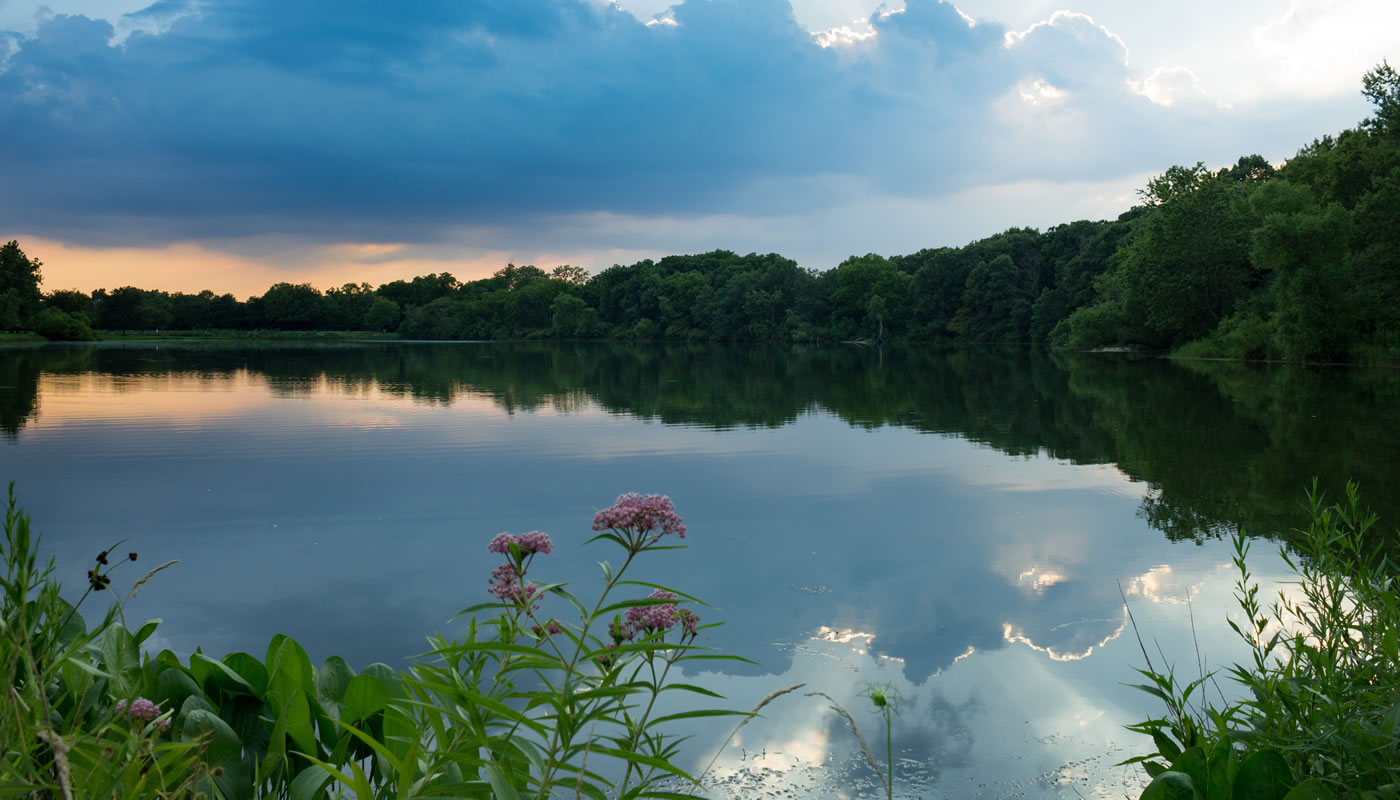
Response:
[[532, 619, 566, 637], [487, 531, 554, 556], [626, 589, 680, 632], [116, 697, 161, 722], [489, 563, 538, 604], [676, 609, 701, 637], [518, 531, 553, 555], [592, 494, 686, 539]]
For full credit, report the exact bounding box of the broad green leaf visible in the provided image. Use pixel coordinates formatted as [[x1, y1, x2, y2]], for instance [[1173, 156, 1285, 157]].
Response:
[[181, 708, 241, 763], [1172, 746, 1209, 794], [281, 687, 318, 756], [341, 673, 389, 724], [154, 667, 201, 717], [1283, 779, 1334, 800], [54, 597, 87, 644], [288, 764, 333, 800], [100, 623, 141, 695], [1234, 751, 1294, 800], [315, 655, 355, 710], [1205, 735, 1236, 800], [266, 635, 316, 699], [1141, 770, 1201, 800], [360, 662, 405, 698], [222, 652, 269, 696], [190, 652, 260, 700]]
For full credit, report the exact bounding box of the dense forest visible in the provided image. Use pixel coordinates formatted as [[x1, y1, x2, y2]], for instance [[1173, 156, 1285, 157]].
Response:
[[3, 64, 1396, 363]]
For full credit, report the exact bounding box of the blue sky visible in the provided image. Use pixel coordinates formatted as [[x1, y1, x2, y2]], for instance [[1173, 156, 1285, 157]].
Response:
[[1, 0, 1394, 295]]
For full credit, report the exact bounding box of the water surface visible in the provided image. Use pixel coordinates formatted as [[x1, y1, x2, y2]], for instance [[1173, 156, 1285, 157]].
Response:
[[3, 341, 1397, 798]]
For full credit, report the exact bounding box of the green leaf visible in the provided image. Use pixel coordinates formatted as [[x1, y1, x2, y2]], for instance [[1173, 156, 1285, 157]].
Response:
[[181, 708, 241, 764], [1141, 771, 1201, 800], [1233, 751, 1294, 800], [281, 687, 318, 756], [1204, 735, 1236, 800], [341, 673, 389, 724], [1283, 779, 1335, 800], [190, 652, 260, 700], [483, 763, 523, 800], [266, 635, 316, 699], [222, 652, 269, 696], [659, 682, 726, 699], [154, 667, 201, 714], [54, 597, 87, 645], [1172, 747, 1209, 794], [645, 709, 747, 727], [288, 764, 333, 800], [1151, 727, 1183, 761], [132, 618, 161, 646], [360, 662, 405, 698], [100, 623, 141, 695], [315, 655, 355, 711]]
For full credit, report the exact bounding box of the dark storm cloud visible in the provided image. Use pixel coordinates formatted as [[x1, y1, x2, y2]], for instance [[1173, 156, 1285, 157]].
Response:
[[0, 0, 1328, 245]]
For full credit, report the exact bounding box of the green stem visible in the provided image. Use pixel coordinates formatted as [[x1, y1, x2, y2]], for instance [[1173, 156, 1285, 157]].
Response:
[[885, 709, 893, 800], [532, 547, 640, 800]]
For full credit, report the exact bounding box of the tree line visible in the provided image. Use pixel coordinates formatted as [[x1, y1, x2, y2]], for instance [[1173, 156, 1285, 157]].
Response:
[[3, 63, 1395, 362]]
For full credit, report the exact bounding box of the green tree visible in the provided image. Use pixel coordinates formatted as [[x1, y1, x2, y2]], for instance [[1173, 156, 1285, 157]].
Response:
[[259, 283, 331, 330], [550, 264, 590, 285], [1114, 166, 1258, 346], [0, 241, 43, 330], [549, 293, 593, 337], [28, 308, 97, 341], [98, 287, 170, 331], [825, 254, 910, 341], [1361, 59, 1399, 135], [43, 289, 94, 319], [948, 254, 1033, 341], [1250, 180, 1355, 361], [361, 296, 401, 332]]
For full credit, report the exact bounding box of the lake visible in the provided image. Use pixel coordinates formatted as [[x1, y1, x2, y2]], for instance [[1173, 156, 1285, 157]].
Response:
[[3, 341, 1397, 798]]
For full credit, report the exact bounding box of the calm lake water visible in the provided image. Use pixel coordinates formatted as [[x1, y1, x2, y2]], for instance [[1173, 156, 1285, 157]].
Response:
[[3, 341, 1397, 798]]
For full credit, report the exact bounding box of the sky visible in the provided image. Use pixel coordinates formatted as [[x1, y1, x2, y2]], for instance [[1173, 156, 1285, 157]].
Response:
[[1, 0, 1395, 297]]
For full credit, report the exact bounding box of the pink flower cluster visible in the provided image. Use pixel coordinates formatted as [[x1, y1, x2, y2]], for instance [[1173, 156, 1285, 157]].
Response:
[[532, 619, 565, 637], [592, 494, 686, 539], [626, 589, 679, 632], [115, 697, 170, 730], [488, 562, 539, 604], [487, 530, 553, 556]]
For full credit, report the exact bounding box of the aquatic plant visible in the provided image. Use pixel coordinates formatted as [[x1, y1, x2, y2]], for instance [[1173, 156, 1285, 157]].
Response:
[[1125, 481, 1400, 799]]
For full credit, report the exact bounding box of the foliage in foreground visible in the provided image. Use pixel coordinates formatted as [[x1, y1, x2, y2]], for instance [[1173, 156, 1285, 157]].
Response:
[[1126, 482, 1400, 799], [1, 484, 745, 798]]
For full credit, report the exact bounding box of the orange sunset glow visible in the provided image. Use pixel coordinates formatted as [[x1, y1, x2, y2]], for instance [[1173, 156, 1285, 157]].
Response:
[[20, 235, 586, 298]]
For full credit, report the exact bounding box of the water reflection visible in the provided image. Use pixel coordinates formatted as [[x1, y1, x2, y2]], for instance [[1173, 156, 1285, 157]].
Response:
[[0, 341, 1384, 797], [5, 341, 1397, 545]]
